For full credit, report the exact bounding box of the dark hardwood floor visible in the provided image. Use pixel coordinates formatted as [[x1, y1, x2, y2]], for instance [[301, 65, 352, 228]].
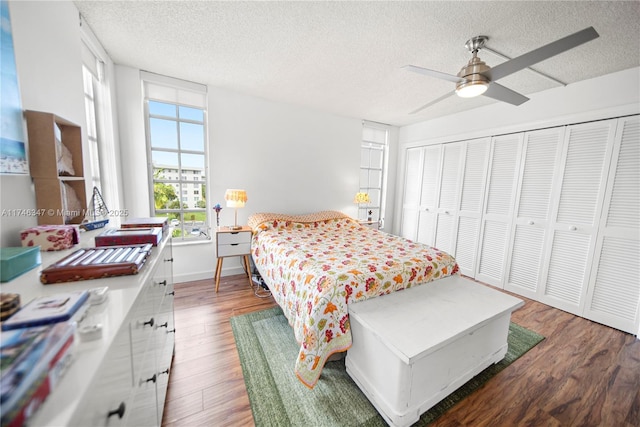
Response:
[[162, 274, 640, 427]]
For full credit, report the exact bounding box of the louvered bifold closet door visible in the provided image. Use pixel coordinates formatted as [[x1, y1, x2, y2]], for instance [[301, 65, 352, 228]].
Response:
[[540, 119, 617, 315], [400, 147, 424, 240], [416, 145, 442, 246], [434, 142, 463, 254], [584, 115, 640, 334], [454, 138, 490, 276], [476, 134, 523, 287], [504, 128, 564, 299]]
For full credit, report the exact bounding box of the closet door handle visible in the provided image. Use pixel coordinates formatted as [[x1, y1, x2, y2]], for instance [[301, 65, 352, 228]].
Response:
[[528, 221, 535, 225], [107, 402, 126, 419], [569, 225, 578, 231]]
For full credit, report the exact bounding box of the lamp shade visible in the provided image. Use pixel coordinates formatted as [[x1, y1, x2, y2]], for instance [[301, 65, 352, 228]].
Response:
[[353, 192, 370, 204], [225, 189, 247, 208]]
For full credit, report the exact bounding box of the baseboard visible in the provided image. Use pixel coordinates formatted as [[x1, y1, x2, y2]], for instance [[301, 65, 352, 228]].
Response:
[[174, 265, 246, 284]]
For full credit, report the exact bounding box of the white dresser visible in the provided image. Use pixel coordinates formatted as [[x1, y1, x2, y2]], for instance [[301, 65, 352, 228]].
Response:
[[0, 228, 175, 426]]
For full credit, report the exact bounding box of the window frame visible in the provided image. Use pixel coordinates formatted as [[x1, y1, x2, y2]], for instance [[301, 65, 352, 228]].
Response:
[[142, 74, 210, 242], [359, 122, 390, 226]]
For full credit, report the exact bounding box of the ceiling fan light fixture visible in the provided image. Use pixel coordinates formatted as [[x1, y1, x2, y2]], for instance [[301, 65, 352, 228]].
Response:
[[455, 54, 490, 98], [455, 78, 489, 98]]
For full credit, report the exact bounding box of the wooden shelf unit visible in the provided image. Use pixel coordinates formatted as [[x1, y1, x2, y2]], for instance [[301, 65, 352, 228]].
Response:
[[25, 110, 86, 225]]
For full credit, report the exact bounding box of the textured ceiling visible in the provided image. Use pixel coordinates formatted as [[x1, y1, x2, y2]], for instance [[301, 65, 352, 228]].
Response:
[[74, 1, 640, 126]]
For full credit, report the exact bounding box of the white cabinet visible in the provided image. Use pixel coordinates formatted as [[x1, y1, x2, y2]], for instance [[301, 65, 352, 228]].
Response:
[[476, 133, 523, 287], [584, 116, 640, 333], [67, 237, 174, 426], [416, 145, 442, 246], [399, 114, 639, 335], [539, 120, 616, 315], [454, 138, 490, 276], [505, 127, 565, 299], [0, 230, 175, 426], [433, 142, 463, 254], [400, 140, 489, 276], [400, 146, 424, 241]]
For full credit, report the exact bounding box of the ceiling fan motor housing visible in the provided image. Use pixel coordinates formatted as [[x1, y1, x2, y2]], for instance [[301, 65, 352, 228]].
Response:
[[456, 55, 490, 96]]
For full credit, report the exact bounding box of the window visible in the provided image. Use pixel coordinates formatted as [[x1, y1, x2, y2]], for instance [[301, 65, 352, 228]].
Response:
[[358, 123, 389, 224], [142, 72, 209, 241], [80, 18, 119, 218], [82, 66, 102, 192]]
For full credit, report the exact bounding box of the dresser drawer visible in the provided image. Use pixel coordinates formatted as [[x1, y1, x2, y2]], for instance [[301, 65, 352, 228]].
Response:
[[217, 242, 251, 257], [217, 230, 251, 245]]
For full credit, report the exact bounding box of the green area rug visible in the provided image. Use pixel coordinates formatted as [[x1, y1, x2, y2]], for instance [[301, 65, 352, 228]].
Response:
[[231, 306, 544, 427]]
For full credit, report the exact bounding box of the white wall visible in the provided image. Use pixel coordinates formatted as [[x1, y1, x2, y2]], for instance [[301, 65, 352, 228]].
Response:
[[116, 70, 364, 282], [1, 1, 88, 247], [393, 66, 640, 233], [399, 67, 640, 146]]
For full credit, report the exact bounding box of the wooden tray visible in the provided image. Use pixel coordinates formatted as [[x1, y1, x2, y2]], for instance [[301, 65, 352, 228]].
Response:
[[40, 244, 153, 284]]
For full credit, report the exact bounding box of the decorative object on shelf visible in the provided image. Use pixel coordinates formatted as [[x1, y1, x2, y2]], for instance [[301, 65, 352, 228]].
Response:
[[0, 322, 76, 427], [95, 227, 162, 247], [0, 247, 41, 282], [1, 290, 89, 330], [0, 293, 20, 321], [21, 225, 79, 251], [40, 243, 153, 284], [213, 203, 223, 227], [121, 217, 168, 237], [225, 189, 247, 230], [80, 187, 109, 231]]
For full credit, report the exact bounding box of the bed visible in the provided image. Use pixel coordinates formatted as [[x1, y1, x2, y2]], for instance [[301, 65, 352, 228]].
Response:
[[248, 211, 459, 388]]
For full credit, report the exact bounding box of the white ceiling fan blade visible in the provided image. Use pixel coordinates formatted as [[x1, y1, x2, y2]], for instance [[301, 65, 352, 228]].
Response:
[[483, 27, 599, 82], [483, 82, 529, 106], [410, 91, 456, 114], [403, 65, 465, 84]]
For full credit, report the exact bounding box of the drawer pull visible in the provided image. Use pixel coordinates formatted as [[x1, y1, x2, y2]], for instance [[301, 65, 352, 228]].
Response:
[[159, 368, 169, 376], [164, 258, 174, 262], [167, 291, 175, 296], [141, 374, 157, 385], [230, 243, 239, 246], [107, 402, 126, 419], [156, 280, 167, 286], [168, 328, 176, 334], [157, 322, 168, 329], [143, 318, 155, 328]]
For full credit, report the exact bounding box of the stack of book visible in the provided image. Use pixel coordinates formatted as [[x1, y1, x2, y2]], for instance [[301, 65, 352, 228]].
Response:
[[0, 290, 88, 426]]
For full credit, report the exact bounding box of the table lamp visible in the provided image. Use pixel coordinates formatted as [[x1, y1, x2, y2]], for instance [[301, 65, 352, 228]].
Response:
[[354, 192, 370, 220], [225, 189, 247, 230]]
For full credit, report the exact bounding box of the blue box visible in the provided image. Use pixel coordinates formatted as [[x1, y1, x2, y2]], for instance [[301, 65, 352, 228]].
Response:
[[0, 247, 41, 282]]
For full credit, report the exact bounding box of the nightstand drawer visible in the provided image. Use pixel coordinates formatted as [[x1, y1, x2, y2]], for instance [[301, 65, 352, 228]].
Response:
[[218, 231, 251, 245], [218, 242, 251, 257]]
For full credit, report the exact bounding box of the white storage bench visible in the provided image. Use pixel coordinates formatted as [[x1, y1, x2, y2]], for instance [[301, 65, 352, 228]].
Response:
[[345, 275, 524, 427]]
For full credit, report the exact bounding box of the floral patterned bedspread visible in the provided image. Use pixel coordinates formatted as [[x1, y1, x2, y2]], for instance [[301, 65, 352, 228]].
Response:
[[249, 211, 459, 388]]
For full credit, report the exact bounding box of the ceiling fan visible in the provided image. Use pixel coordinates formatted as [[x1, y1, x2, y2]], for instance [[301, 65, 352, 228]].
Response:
[[405, 27, 599, 114]]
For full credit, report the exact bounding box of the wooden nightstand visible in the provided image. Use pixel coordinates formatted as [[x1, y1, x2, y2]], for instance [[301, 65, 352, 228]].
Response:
[[214, 226, 253, 292]]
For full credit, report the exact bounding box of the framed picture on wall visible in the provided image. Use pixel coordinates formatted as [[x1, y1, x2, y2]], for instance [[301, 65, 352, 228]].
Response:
[[0, 0, 28, 175]]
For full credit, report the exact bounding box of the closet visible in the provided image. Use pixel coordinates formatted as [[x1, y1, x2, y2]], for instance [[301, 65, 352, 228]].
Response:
[[400, 115, 639, 334]]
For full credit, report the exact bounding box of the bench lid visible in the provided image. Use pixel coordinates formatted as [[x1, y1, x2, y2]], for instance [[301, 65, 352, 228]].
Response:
[[347, 275, 524, 364]]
